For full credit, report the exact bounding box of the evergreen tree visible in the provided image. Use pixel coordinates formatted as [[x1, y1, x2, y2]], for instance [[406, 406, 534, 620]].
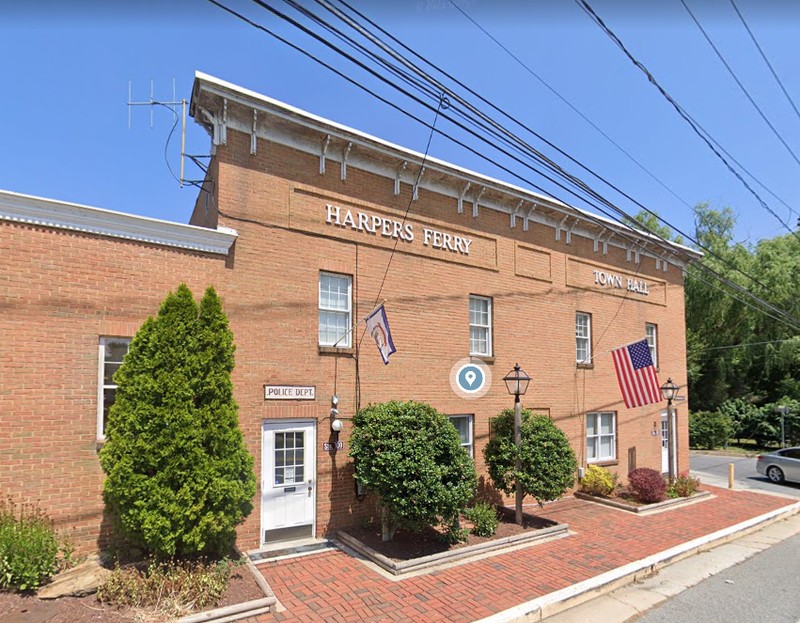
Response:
[[100, 284, 256, 558]]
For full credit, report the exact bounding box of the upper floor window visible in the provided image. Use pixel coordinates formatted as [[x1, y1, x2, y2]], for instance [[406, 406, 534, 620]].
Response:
[[587, 411, 616, 463], [97, 337, 131, 440], [646, 323, 658, 368], [469, 295, 492, 357], [319, 272, 352, 348], [576, 312, 592, 364], [448, 414, 474, 458]]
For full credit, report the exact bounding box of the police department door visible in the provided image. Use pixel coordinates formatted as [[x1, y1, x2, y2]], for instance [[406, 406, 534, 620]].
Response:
[[261, 420, 316, 544]]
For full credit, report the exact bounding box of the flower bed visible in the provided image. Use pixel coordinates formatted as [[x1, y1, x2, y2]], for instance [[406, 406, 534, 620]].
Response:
[[336, 507, 569, 576], [574, 489, 712, 514]]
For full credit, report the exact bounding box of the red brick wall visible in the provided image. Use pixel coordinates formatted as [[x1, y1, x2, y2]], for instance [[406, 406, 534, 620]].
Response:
[[205, 129, 691, 546], [1, 126, 690, 555], [0, 224, 231, 552]]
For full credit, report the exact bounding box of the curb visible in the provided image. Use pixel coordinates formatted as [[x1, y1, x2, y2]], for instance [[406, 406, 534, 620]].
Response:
[[472, 499, 800, 623], [337, 522, 569, 576]]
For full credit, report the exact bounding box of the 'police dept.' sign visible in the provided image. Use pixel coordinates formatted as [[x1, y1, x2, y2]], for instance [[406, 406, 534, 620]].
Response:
[[264, 385, 316, 400]]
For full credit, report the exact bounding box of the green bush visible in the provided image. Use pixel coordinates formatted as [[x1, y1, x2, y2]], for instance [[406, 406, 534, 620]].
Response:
[[97, 557, 236, 616], [0, 501, 61, 591], [667, 473, 701, 498], [100, 285, 256, 558], [483, 410, 577, 507], [689, 410, 734, 450], [349, 401, 477, 541], [579, 465, 618, 497], [463, 503, 499, 537]]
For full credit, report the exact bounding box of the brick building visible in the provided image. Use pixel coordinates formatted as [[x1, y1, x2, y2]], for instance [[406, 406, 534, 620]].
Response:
[[0, 72, 700, 553]]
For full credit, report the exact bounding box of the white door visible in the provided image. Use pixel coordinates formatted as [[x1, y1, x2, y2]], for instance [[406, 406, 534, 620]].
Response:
[[661, 411, 669, 474], [262, 420, 316, 544]]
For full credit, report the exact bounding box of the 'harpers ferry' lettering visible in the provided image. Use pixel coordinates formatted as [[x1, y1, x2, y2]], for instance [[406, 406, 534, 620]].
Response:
[[325, 204, 472, 256]]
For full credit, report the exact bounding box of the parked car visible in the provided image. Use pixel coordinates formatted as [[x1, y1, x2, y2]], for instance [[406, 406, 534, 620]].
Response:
[[756, 447, 800, 484]]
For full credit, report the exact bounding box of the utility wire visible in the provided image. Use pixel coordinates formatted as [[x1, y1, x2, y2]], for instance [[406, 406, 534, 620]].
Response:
[[576, 0, 800, 244], [679, 0, 800, 171], [729, 0, 800, 126], [207, 0, 800, 332], [449, 0, 695, 215], [306, 0, 799, 326]]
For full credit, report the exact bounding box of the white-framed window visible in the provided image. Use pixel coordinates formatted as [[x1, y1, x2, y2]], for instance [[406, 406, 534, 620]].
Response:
[[97, 337, 131, 440], [469, 295, 492, 356], [587, 412, 616, 463], [319, 272, 352, 348], [646, 323, 658, 368], [449, 414, 474, 458], [576, 312, 592, 364]]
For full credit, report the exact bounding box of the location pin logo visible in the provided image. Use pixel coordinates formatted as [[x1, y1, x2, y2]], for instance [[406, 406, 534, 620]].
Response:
[[464, 370, 477, 388]]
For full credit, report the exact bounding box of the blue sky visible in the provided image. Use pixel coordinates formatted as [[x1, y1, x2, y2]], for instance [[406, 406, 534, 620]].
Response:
[[2, 0, 798, 246]]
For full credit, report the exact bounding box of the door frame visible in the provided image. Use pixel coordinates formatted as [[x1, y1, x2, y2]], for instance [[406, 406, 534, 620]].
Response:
[[260, 419, 317, 545]]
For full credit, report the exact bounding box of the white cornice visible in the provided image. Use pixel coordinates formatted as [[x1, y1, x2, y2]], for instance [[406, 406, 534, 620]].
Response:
[[191, 71, 702, 267], [0, 190, 237, 256]]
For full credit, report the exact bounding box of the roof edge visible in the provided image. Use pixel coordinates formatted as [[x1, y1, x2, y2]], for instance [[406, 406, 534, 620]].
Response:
[[0, 189, 238, 256]]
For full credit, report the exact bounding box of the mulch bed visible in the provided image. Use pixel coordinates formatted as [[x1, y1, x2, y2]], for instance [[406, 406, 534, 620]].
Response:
[[342, 507, 557, 562], [0, 561, 265, 623]]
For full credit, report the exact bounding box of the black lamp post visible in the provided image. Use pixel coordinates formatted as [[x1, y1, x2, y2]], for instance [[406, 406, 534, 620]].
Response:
[[503, 363, 531, 525], [660, 378, 679, 482]]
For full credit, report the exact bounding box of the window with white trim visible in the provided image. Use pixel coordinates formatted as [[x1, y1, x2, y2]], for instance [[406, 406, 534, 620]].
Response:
[[587, 412, 616, 463], [318, 272, 352, 348], [469, 295, 492, 357], [97, 337, 131, 440], [448, 415, 474, 458], [646, 323, 658, 367], [576, 312, 592, 364]]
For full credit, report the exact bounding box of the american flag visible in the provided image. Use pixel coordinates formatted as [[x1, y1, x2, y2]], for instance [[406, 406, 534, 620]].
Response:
[[611, 339, 662, 408]]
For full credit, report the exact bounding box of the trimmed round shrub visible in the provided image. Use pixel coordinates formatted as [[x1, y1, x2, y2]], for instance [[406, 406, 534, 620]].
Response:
[[580, 465, 618, 497], [349, 401, 476, 541], [484, 409, 577, 507], [627, 468, 667, 503]]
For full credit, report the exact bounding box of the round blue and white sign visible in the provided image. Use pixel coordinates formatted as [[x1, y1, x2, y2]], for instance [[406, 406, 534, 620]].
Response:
[[449, 358, 491, 399], [456, 364, 485, 393]]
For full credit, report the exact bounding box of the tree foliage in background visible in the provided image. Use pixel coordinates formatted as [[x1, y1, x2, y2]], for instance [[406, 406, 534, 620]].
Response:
[[483, 409, 576, 507], [100, 284, 256, 558], [349, 401, 476, 541], [639, 202, 800, 416], [688, 410, 734, 450]]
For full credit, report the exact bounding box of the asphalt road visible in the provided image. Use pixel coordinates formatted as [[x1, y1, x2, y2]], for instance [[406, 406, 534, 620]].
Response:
[[690, 452, 800, 499], [634, 531, 800, 623]]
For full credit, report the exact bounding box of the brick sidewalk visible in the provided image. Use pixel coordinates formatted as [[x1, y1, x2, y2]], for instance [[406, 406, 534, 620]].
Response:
[[248, 487, 795, 623]]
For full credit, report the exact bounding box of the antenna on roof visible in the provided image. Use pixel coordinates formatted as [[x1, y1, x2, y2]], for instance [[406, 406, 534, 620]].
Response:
[[128, 78, 188, 188]]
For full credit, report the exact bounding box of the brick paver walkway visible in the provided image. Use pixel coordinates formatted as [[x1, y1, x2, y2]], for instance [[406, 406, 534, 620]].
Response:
[[248, 487, 795, 623]]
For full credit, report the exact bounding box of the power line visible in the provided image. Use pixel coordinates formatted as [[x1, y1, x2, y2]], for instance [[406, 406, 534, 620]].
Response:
[[700, 338, 800, 353], [449, 0, 695, 215], [729, 0, 800, 127], [575, 0, 800, 244], [308, 0, 800, 328], [207, 0, 800, 333], [679, 0, 800, 171]]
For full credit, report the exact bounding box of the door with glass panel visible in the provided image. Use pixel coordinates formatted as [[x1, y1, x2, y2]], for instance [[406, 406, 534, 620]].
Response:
[[261, 421, 316, 544]]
